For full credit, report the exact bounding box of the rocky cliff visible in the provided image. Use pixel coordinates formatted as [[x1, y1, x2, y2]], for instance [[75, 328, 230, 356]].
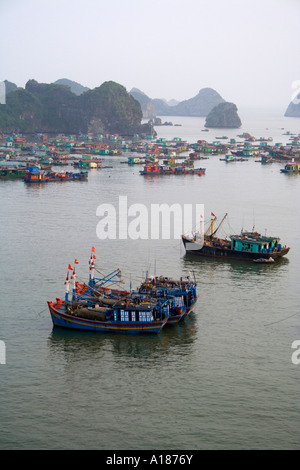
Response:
[[284, 94, 300, 117], [0, 80, 144, 136], [204, 102, 242, 128]]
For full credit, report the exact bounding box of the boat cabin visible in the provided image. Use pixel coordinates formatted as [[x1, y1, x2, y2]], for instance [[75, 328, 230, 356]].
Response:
[[128, 156, 141, 164], [142, 165, 161, 174], [230, 234, 282, 254], [281, 162, 300, 173], [113, 301, 169, 322]]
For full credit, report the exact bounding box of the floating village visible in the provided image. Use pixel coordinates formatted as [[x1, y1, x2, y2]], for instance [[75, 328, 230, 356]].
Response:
[[1, 128, 300, 181], [1, 129, 297, 334]]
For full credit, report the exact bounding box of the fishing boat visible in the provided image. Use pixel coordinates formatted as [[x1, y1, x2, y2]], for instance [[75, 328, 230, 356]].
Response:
[[140, 164, 206, 176], [24, 166, 88, 183], [48, 295, 170, 334], [128, 156, 144, 165], [220, 154, 248, 162], [73, 158, 102, 169], [182, 213, 290, 261], [47, 251, 172, 334], [280, 162, 300, 173], [0, 167, 27, 179], [136, 275, 198, 325], [76, 265, 198, 326], [140, 164, 161, 174]]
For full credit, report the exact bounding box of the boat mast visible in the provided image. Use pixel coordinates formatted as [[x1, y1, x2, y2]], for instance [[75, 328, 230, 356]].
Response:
[[65, 272, 70, 302], [71, 267, 76, 300], [89, 256, 95, 287], [205, 213, 217, 236], [212, 213, 228, 237], [89, 246, 96, 287], [200, 214, 203, 237]]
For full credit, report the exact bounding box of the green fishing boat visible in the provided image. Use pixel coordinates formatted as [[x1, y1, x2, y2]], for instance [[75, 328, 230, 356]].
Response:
[[0, 167, 27, 179]]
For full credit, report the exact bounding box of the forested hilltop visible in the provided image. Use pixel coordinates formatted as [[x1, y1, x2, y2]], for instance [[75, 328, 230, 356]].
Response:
[[0, 80, 145, 136]]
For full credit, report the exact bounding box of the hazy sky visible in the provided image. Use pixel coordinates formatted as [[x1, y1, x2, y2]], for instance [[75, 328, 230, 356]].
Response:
[[1, 0, 299, 109]]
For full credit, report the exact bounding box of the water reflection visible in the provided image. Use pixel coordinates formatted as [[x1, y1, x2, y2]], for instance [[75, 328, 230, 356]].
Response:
[[110, 317, 197, 364], [47, 315, 197, 369], [182, 252, 289, 279]]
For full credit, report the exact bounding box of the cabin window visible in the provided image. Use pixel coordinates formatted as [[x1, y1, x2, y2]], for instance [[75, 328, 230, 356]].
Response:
[[131, 311, 136, 322], [162, 306, 169, 317], [120, 310, 129, 322], [139, 312, 147, 322], [242, 243, 252, 252], [114, 311, 120, 322], [175, 296, 184, 307], [139, 311, 152, 322]]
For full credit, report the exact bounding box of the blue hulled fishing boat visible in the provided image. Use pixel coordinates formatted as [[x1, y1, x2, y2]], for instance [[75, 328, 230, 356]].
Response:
[[136, 275, 198, 325], [47, 248, 197, 334]]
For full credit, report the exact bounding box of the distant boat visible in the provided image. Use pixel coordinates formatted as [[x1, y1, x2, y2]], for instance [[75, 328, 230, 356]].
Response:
[[128, 156, 145, 165], [73, 157, 102, 168], [182, 213, 290, 261], [24, 166, 88, 182], [280, 162, 300, 173], [140, 165, 206, 176], [0, 167, 26, 179], [219, 154, 248, 162], [261, 155, 273, 164]]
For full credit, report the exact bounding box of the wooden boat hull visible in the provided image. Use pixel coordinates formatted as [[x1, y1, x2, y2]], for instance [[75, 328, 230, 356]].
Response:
[[47, 301, 168, 334], [181, 297, 198, 320], [166, 297, 197, 324], [24, 171, 88, 183], [140, 169, 205, 175], [182, 236, 290, 261], [166, 310, 186, 325]]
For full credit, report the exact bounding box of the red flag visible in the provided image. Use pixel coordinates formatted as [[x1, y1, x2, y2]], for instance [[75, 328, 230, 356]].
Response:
[[93, 255, 96, 259], [211, 212, 215, 217], [68, 264, 73, 270], [74, 259, 79, 264], [92, 246, 95, 253]]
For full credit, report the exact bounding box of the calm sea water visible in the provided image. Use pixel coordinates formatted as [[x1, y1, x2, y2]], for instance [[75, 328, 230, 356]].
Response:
[[0, 108, 300, 450]]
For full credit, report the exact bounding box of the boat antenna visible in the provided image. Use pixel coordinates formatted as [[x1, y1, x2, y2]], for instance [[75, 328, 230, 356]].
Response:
[[252, 209, 255, 232]]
